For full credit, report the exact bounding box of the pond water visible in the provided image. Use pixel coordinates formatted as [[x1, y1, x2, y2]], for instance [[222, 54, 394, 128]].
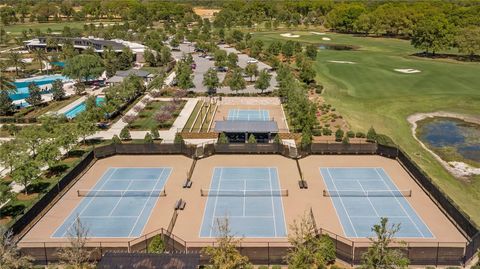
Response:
[[416, 117, 480, 165]]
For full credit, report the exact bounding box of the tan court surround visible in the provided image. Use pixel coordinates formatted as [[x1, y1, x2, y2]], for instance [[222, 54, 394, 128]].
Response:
[[19, 154, 466, 248]]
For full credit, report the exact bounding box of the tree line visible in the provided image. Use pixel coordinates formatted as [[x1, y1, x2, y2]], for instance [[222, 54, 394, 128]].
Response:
[[213, 1, 480, 57]]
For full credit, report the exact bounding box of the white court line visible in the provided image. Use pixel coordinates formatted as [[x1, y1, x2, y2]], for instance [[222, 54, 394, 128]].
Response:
[[243, 179, 246, 216], [326, 168, 358, 237], [107, 180, 134, 216], [219, 215, 274, 218], [80, 216, 138, 219], [128, 168, 166, 237], [358, 181, 380, 217], [374, 168, 426, 238], [268, 168, 277, 237], [58, 168, 117, 237], [209, 168, 223, 237]]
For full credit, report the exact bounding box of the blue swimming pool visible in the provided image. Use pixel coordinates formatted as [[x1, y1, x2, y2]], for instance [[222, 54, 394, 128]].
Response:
[[11, 75, 70, 101], [64, 97, 105, 119]]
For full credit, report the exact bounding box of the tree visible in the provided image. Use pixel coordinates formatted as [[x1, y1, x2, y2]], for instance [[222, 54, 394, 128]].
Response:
[[148, 235, 165, 253], [57, 217, 95, 268], [7, 52, 24, 77], [0, 184, 13, 206], [247, 134, 257, 143], [267, 41, 282, 56], [366, 126, 377, 142], [120, 127, 131, 140], [102, 46, 117, 77], [33, 49, 47, 73], [335, 128, 344, 142], [144, 49, 157, 67], [305, 44, 318, 60], [0, 139, 26, 172], [0, 92, 13, 116], [174, 133, 184, 144], [214, 49, 227, 67], [245, 63, 258, 82], [112, 135, 121, 144], [455, 27, 480, 58], [228, 68, 246, 93], [18, 125, 46, 157], [150, 127, 160, 140], [56, 124, 78, 157], [51, 79, 65, 101], [75, 112, 97, 144], [361, 218, 409, 269], [74, 82, 86, 96], [116, 47, 134, 70], [36, 142, 60, 169], [202, 218, 251, 269], [255, 69, 271, 93], [25, 82, 42, 107], [0, 72, 15, 94], [227, 52, 238, 69], [301, 128, 312, 149], [411, 15, 454, 55], [0, 226, 33, 268], [176, 61, 194, 90], [63, 54, 104, 84], [144, 132, 154, 144], [11, 159, 40, 195], [282, 41, 295, 62], [286, 211, 336, 268], [218, 133, 229, 144], [273, 134, 282, 144], [299, 61, 316, 83], [203, 67, 220, 94]]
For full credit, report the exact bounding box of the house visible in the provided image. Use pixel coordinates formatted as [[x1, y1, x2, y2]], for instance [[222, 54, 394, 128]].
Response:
[[106, 69, 154, 86]]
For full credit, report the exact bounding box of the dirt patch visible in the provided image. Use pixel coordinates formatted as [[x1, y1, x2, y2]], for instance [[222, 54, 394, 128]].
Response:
[[193, 8, 220, 18], [17, 192, 39, 201], [408, 111, 480, 179]]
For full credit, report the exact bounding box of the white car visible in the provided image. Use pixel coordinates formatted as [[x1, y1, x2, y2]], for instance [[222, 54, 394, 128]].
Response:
[[247, 59, 259, 64]]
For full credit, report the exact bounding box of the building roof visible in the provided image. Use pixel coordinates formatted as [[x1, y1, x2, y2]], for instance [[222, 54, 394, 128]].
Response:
[[115, 69, 151, 78], [105, 76, 125, 83], [214, 120, 279, 133], [97, 252, 200, 269]]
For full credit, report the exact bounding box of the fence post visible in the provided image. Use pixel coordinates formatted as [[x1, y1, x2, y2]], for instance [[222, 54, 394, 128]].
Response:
[[351, 241, 355, 267], [43, 242, 48, 265], [435, 242, 439, 267], [267, 242, 270, 266]]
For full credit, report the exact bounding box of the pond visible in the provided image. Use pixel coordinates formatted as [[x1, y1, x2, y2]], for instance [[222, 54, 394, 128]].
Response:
[[416, 117, 480, 166]]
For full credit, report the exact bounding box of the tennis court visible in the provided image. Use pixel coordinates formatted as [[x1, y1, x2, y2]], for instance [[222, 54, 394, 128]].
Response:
[[320, 167, 433, 238], [52, 167, 171, 238], [227, 109, 270, 121], [200, 167, 287, 238]]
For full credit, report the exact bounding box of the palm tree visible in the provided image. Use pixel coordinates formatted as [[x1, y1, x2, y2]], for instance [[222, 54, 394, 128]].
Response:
[[8, 52, 24, 77], [0, 71, 16, 94], [33, 49, 47, 74]]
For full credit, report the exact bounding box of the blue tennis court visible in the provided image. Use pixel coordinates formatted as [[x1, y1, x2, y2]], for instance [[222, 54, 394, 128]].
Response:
[[320, 167, 433, 238], [52, 167, 171, 238], [200, 167, 287, 238], [227, 109, 270, 121]]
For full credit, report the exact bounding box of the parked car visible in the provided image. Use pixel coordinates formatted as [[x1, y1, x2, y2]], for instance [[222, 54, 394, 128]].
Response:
[[191, 63, 197, 69], [171, 46, 181, 51], [217, 66, 228, 72], [205, 55, 214, 60], [247, 59, 259, 64]]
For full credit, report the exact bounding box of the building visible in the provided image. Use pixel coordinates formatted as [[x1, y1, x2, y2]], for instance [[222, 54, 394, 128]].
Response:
[[24, 37, 146, 62], [105, 69, 154, 86]]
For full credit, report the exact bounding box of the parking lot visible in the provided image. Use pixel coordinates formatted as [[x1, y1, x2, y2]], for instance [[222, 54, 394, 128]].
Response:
[[172, 43, 277, 94]]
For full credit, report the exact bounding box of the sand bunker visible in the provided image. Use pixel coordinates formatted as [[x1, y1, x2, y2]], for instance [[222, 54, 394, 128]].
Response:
[[328, 60, 356, 64], [280, 33, 300, 38], [310, 32, 326, 35], [322, 37, 331, 41], [395, 68, 421, 74]]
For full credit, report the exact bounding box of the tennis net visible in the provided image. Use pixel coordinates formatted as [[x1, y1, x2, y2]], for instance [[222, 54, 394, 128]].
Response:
[[77, 189, 167, 197], [323, 189, 411, 197], [200, 189, 288, 197]]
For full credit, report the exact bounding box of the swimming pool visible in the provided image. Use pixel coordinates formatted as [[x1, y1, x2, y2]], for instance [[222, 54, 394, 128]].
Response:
[[11, 75, 70, 101], [64, 97, 105, 119]]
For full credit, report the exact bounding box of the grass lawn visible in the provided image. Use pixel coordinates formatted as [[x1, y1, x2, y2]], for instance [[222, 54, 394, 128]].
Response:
[[253, 30, 480, 225], [128, 101, 186, 131], [15, 95, 80, 118], [3, 20, 120, 36], [183, 100, 202, 132]]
